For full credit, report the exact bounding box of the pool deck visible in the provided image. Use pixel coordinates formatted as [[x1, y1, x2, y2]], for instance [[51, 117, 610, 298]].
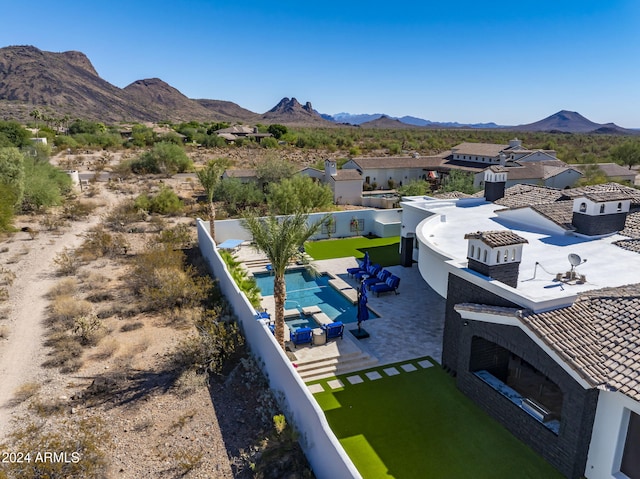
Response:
[[236, 246, 446, 381]]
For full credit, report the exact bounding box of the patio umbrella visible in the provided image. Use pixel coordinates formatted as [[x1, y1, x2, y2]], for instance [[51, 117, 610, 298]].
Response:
[[357, 281, 370, 332], [361, 251, 370, 271]]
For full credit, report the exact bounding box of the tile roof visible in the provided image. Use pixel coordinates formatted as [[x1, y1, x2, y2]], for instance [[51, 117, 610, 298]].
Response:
[[494, 184, 564, 208], [575, 163, 637, 179], [451, 142, 508, 157], [561, 183, 640, 204], [349, 156, 445, 169], [464, 230, 529, 247], [488, 160, 579, 181], [530, 202, 575, 230], [621, 211, 640, 238], [613, 239, 640, 254], [332, 169, 363, 181], [518, 284, 640, 400]]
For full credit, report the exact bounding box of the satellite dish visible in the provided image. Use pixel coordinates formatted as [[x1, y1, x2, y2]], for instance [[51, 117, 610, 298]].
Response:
[[568, 253, 582, 267]]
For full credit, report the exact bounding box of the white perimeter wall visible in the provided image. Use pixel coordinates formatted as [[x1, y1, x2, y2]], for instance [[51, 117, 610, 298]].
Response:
[[586, 390, 640, 479], [212, 209, 401, 243], [197, 219, 362, 479]]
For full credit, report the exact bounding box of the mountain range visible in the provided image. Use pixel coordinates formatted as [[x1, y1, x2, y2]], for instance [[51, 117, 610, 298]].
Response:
[[0, 45, 636, 134]]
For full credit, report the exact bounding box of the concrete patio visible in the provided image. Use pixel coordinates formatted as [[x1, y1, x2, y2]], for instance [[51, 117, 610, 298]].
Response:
[[233, 246, 446, 382]]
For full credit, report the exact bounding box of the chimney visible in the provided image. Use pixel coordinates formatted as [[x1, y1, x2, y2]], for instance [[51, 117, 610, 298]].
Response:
[[509, 138, 522, 148], [325, 159, 337, 177], [571, 195, 630, 236], [483, 169, 507, 202], [464, 230, 528, 288]]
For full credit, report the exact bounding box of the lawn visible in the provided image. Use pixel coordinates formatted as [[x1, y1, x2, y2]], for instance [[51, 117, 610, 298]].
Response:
[[309, 358, 563, 479], [305, 236, 401, 267]]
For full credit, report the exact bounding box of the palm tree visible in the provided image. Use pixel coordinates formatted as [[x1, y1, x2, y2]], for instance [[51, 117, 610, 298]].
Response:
[[196, 158, 229, 241], [242, 212, 324, 350], [29, 109, 41, 138]]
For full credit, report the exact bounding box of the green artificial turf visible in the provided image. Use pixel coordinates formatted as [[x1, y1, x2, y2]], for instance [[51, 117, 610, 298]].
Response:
[[304, 236, 401, 267], [309, 358, 563, 479]]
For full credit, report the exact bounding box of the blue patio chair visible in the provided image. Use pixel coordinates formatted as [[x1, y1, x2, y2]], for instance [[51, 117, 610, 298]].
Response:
[[370, 275, 401, 297], [363, 269, 391, 290], [354, 263, 381, 281], [347, 259, 367, 277], [290, 327, 313, 348], [322, 321, 344, 341]]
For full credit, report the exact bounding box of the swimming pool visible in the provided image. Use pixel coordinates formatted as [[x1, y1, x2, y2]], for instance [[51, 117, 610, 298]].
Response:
[[254, 269, 378, 329]]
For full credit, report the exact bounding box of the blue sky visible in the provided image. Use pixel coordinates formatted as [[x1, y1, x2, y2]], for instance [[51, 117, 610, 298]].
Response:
[[2, 1, 639, 127]]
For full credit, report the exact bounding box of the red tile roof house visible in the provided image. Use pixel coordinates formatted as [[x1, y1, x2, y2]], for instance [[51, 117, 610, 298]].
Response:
[[400, 179, 640, 479]]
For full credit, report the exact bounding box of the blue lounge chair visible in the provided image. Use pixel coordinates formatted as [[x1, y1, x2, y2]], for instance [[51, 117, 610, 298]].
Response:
[[347, 258, 367, 277], [290, 327, 313, 348], [370, 275, 401, 296], [322, 321, 344, 341], [354, 263, 381, 281], [363, 269, 391, 290]]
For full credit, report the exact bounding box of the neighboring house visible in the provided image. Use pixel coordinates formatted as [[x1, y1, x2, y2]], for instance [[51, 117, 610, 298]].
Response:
[[575, 162, 638, 184], [399, 179, 640, 479], [300, 160, 363, 205], [474, 160, 583, 189], [342, 154, 447, 189], [450, 138, 557, 165], [221, 168, 257, 183], [215, 125, 272, 143]]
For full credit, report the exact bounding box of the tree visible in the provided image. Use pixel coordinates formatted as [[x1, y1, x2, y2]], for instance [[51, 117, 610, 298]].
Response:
[[0, 147, 26, 209], [255, 156, 296, 189], [130, 142, 193, 175], [267, 124, 288, 140], [30, 109, 41, 138], [266, 176, 333, 215], [611, 141, 640, 170], [398, 179, 430, 197], [439, 169, 477, 195], [241, 212, 324, 349], [197, 158, 230, 240]]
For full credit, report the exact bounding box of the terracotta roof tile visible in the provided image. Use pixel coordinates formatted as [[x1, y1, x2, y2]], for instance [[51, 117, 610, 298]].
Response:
[[463, 230, 529, 247]]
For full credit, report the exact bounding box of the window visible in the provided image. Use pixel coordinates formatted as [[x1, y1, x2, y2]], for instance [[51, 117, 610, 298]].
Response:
[[511, 249, 516, 261], [470, 245, 475, 258], [600, 204, 606, 214], [496, 250, 501, 263], [621, 411, 640, 478], [483, 250, 487, 262], [618, 202, 623, 212], [504, 250, 509, 262], [477, 248, 481, 260], [579, 202, 587, 213]]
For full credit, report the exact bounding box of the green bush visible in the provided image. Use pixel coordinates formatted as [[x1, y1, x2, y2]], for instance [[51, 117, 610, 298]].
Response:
[[21, 158, 72, 212], [129, 142, 193, 175], [134, 186, 184, 215]]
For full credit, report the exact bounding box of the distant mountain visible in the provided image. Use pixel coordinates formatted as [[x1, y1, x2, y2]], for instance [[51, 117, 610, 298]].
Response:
[[261, 97, 331, 125], [326, 112, 500, 129], [359, 115, 416, 129], [511, 110, 637, 134]]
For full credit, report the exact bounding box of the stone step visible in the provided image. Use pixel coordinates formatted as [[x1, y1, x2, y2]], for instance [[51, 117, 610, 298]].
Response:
[[298, 355, 380, 382]]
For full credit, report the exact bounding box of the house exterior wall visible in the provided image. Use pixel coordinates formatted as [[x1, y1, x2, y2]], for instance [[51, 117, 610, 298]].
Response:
[[586, 390, 640, 479], [571, 212, 628, 236], [445, 273, 599, 479], [544, 169, 582, 189], [342, 162, 426, 188], [332, 179, 362, 205]]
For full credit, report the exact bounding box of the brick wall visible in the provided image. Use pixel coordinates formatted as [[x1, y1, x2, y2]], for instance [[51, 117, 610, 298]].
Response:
[[467, 258, 520, 288], [572, 212, 627, 236], [444, 273, 598, 479]]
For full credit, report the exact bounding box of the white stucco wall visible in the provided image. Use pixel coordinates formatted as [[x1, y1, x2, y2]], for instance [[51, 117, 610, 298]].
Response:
[[333, 179, 363, 205], [585, 390, 640, 479]]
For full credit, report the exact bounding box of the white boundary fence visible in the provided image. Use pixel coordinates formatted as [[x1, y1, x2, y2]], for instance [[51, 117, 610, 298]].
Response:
[[197, 219, 362, 479]]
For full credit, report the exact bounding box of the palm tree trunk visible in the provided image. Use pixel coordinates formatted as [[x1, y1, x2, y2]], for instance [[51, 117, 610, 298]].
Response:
[[209, 201, 216, 242], [273, 274, 286, 349]]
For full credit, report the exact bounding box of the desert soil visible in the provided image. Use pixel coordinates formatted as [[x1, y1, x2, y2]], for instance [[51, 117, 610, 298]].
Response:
[[0, 152, 282, 478]]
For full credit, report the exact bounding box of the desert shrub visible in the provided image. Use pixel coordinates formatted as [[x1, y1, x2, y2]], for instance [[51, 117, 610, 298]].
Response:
[[130, 245, 213, 311], [103, 198, 147, 231], [48, 277, 78, 298], [62, 199, 99, 220], [21, 157, 72, 212], [0, 416, 108, 478], [11, 382, 41, 405], [134, 186, 183, 215], [129, 142, 193, 175], [120, 321, 144, 332], [42, 332, 84, 371], [0, 266, 16, 287], [53, 248, 81, 276], [157, 223, 193, 249], [73, 313, 105, 346], [78, 226, 129, 259], [49, 296, 93, 330]]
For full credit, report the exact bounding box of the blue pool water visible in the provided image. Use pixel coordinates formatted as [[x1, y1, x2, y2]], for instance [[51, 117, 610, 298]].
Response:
[[254, 269, 378, 329]]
